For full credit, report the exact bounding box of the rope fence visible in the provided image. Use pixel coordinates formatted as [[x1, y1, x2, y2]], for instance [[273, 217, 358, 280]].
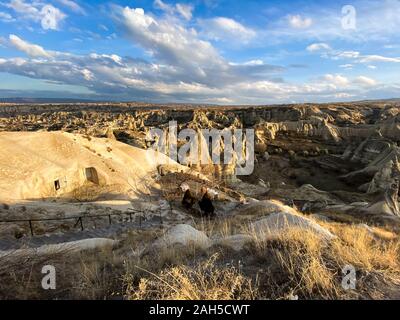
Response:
[[0, 209, 154, 237]]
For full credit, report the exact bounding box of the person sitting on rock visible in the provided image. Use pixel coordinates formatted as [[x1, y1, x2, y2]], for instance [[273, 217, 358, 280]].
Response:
[[180, 183, 196, 210], [199, 186, 216, 218]]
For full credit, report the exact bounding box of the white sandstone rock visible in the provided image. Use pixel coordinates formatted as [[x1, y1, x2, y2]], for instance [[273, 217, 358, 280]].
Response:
[[251, 212, 335, 241], [152, 224, 211, 250]]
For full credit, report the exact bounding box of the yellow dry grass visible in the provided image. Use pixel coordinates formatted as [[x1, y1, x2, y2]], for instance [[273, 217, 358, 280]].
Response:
[[244, 221, 400, 299], [125, 253, 257, 300], [1, 209, 399, 300], [194, 218, 237, 238]]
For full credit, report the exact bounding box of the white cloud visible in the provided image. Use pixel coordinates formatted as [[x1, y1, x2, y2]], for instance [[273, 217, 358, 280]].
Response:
[[154, 0, 172, 13], [0, 7, 391, 104], [321, 46, 400, 67], [0, 11, 14, 22], [6, 0, 38, 17], [230, 60, 264, 66], [40, 5, 66, 30], [118, 6, 225, 80], [306, 43, 331, 52], [359, 55, 400, 63], [199, 17, 256, 43], [116, 6, 283, 89], [5, 0, 66, 30], [262, 0, 400, 44], [0, 46, 388, 103], [383, 44, 400, 49], [339, 64, 353, 69], [354, 76, 377, 87], [175, 3, 193, 21], [56, 0, 85, 15], [99, 24, 108, 31], [154, 0, 193, 20], [0, 20, 285, 103], [336, 51, 360, 59], [9, 34, 52, 58], [288, 15, 312, 28], [322, 74, 349, 87], [81, 68, 93, 81]]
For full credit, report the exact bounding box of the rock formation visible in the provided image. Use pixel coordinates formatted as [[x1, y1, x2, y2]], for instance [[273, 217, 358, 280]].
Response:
[[0, 131, 187, 202], [251, 212, 335, 241], [367, 178, 400, 216]]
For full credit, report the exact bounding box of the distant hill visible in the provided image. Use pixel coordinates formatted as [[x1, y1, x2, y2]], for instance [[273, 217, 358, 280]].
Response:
[[362, 98, 400, 103], [0, 97, 99, 104], [0, 97, 399, 106]]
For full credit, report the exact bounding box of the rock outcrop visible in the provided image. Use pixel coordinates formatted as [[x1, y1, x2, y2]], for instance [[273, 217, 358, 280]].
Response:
[[236, 199, 298, 217], [0, 131, 187, 202], [151, 224, 211, 250], [367, 178, 400, 216], [251, 212, 335, 241]]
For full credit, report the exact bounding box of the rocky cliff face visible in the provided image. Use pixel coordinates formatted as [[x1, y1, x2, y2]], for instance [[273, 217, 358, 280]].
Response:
[[2, 101, 400, 218]]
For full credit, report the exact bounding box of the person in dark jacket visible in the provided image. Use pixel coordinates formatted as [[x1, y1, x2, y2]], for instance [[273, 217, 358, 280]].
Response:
[[180, 183, 196, 209], [199, 187, 215, 218]]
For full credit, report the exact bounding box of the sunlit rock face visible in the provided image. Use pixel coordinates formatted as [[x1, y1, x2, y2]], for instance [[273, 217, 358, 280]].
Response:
[[0, 131, 187, 202], [2, 101, 400, 220]]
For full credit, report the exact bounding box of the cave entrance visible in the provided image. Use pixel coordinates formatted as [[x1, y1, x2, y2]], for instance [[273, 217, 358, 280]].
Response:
[[54, 180, 61, 191], [85, 167, 99, 184]]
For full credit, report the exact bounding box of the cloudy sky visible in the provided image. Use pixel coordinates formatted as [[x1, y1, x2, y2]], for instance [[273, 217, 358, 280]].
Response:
[[0, 0, 399, 104]]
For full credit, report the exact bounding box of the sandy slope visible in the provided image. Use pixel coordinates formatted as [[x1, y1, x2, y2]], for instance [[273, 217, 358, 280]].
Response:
[[0, 131, 186, 203]]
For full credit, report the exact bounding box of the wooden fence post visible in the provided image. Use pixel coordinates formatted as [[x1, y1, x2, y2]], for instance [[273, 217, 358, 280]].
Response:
[[28, 220, 34, 236]]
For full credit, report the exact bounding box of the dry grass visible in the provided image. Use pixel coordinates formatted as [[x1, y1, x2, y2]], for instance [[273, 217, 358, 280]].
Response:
[[0, 249, 77, 299], [69, 246, 126, 299], [125, 253, 257, 300], [0, 230, 156, 300], [245, 227, 338, 299], [244, 222, 400, 299], [194, 218, 237, 238], [328, 224, 400, 275], [0, 213, 399, 300]]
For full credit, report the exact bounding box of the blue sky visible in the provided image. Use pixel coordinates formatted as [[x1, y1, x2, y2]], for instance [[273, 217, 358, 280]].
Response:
[[0, 0, 399, 104]]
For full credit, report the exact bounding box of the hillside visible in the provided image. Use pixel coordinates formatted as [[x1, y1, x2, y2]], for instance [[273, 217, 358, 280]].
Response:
[[0, 131, 185, 202]]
